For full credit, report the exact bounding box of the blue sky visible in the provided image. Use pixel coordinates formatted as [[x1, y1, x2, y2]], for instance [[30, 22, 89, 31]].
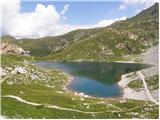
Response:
[[20, 1, 145, 25]]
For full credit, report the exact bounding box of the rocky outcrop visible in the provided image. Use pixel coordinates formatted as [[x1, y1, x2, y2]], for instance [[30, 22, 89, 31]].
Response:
[[0, 42, 30, 55], [11, 67, 27, 75]]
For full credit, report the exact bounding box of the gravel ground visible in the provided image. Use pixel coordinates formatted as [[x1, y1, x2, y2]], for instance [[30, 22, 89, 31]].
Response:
[[138, 44, 159, 101], [119, 44, 159, 102], [138, 44, 159, 66]]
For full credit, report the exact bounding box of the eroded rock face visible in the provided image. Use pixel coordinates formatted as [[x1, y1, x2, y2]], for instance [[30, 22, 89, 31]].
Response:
[[0, 42, 26, 55]]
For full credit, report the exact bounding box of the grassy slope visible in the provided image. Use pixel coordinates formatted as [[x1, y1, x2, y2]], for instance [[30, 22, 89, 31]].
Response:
[[128, 75, 159, 90], [2, 29, 99, 57], [1, 3, 159, 119], [1, 55, 159, 119], [45, 3, 159, 61], [44, 28, 149, 61]]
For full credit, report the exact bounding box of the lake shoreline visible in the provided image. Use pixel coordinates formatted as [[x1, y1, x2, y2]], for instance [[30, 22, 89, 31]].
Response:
[[63, 72, 124, 100], [63, 71, 149, 101], [118, 44, 159, 102], [118, 71, 149, 101], [34, 52, 158, 101], [62, 59, 156, 101]]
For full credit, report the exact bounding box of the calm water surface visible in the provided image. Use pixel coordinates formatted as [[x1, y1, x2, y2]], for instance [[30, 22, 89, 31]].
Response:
[[34, 62, 149, 98]]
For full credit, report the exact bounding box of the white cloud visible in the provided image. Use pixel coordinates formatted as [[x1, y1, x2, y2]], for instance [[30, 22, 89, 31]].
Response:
[[61, 4, 70, 20], [119, 0, 157, 10], [119, 4, 127, 10], [61, 4, 70, 15], [96, 16, 127, 27], [1, 0, 127, 39], [63, 16, 67, 20], [2, 0, 61, 38]]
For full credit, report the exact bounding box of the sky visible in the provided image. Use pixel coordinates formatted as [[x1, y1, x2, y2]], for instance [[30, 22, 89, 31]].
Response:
[[1, 0, 158, 39]]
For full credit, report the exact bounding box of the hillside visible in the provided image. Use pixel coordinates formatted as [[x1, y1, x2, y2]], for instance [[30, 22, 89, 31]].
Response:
[[2, 3, 159, 61], [44, 3, 158, 61], [1, 3, 159, 119], [2, 29, 100, 57]]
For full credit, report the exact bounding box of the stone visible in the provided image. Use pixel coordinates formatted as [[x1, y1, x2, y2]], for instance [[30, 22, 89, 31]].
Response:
[[17, 47, 25, 54], [86, 105, 90, 109], [5, 67, 12, 71], [11, 67, 27, 74], [16, 67, 27, 74], [116, 43, 125, 49], [119, 98, 126, 103], [31, 75, 39, 80], [0, 68, 7, 76], [118, 113, 121, 118], [92, 114, 95, 117], [7, 81, 14, 85], [20, 91, 24, 94], [11, 70, 17, 74]]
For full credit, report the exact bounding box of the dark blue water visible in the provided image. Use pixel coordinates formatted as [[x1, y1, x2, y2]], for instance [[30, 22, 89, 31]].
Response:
[[34, 62, 149, 98]]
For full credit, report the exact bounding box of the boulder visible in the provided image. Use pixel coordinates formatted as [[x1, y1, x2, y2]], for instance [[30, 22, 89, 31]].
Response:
[[11, 67, 27, 74], [16, 47, 25, 54], [0, 68, 6, 76]]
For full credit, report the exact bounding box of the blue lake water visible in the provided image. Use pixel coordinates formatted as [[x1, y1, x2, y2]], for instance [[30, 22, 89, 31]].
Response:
[[34, 62, 149, 98]]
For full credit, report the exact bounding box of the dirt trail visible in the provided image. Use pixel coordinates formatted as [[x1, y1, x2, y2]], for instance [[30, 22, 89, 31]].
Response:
[[118, 44, 159, 102], [2, 95, 156, 114], [1, 95, 119, 114], [1, 75, 9, 84], [137, 71, 159, 105]]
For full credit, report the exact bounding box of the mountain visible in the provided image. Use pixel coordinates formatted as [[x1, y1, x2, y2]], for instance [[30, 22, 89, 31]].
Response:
[[2, 29, 100, 57], [2, 3, 159, 61]]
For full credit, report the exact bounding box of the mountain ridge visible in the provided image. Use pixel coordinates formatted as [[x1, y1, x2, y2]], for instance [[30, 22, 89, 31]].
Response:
[[2, 3, 159, 61]]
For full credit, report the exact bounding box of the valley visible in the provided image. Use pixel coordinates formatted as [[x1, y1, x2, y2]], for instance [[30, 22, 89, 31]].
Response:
[[1, 2, 159, 119]]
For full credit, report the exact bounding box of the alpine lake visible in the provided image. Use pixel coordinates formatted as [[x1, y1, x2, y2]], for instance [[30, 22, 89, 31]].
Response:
[[34, 62, 150, 98]]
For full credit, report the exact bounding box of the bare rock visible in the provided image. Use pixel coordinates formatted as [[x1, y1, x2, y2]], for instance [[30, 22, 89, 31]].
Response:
[[0, 68, 6, 76], [11, 67, 27, 74], [0, 42, 28, 55], [116, 43, 125, 49]]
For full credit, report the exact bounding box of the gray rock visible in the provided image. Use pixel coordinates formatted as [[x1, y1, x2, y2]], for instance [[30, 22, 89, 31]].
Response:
[[11, 67, 27, 74], [0, 68, 6, 76]]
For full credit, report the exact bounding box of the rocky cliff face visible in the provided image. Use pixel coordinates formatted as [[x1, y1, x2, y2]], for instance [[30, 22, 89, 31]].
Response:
[[0, 42, 29, 55]]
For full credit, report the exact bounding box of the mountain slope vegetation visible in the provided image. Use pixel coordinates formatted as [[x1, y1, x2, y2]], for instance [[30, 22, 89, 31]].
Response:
[[1, 3, 159, 119], [2, 3, 159, 61], [46, 3, 158, 61]]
